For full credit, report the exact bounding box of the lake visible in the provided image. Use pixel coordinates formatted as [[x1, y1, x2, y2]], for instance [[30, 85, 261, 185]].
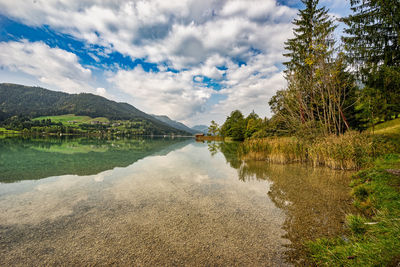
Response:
[[0, 137, 354, 266]]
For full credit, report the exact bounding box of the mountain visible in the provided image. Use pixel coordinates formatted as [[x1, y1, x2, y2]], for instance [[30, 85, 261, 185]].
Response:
[[191, 125, 208, 134], [151, 114, 197, 134], [0, 83, 191, 135]]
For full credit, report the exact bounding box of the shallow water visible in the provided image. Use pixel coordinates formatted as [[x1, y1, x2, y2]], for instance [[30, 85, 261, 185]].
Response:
[[0, 137, 354, 266]]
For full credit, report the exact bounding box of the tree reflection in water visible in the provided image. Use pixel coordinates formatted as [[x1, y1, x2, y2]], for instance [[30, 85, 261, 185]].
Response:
[[208, 141, 355, 265]]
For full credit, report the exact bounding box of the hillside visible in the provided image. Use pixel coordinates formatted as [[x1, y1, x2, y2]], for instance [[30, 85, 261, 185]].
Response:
[[151, 114, 197, 134], [0, 83, 191, 135], [191, 125, 208, 134], [369, 118, 400, 135]]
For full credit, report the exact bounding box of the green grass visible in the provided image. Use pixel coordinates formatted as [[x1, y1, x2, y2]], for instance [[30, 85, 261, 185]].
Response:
[[33, 114, 109, 126], [308, 154, 400, 266], [369, 118, 400, 135]]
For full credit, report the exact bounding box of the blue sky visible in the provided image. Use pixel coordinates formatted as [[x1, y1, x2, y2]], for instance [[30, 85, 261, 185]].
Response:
[[0, 0, 350, 126]]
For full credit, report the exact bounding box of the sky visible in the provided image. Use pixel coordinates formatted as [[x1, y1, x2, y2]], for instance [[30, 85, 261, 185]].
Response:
[[0, 0, 350, 126]]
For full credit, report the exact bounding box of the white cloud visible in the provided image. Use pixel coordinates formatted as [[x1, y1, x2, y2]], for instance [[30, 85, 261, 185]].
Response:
[[109, 66, 213, 121], [213, 53, 286, 119], [220, 0, 296, 21], [0, 0, 295, 66], [96, 87, 107, 97], [0, 0, 300, 124], [0, 40, 94, 93]]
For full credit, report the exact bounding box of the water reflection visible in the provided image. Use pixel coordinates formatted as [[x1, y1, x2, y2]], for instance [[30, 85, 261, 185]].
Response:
[[0, 139, 353, 266], [0, 140, 289, 266], [210, 141, 354, 265], [0, 136, 192, 182]]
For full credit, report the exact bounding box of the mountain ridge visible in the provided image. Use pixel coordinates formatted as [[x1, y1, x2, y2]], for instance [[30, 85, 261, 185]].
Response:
[[191, 125, 208, 134], [151, 114, 197, 134], [0, 83, 192, 135]]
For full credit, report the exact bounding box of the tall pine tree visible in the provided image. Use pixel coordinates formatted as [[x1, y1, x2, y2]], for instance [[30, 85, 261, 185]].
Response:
[[270, 0, 357, 136], [343, 0, 400, 122]]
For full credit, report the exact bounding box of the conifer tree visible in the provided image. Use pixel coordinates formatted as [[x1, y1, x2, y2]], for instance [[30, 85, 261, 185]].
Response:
[[270, 0, 356, 136], [342, 0, 400, 121]]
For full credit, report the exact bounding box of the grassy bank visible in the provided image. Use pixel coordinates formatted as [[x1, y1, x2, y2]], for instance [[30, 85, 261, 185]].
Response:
[[239, 131, 399, 170], [237, 119, 400, 265], [308, 155, 400, 266]]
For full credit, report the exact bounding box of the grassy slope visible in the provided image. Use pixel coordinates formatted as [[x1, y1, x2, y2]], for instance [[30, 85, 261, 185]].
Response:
[[369, 118, 400, 135], [33, 114, 109, 126], [309, 119, 400, 266]]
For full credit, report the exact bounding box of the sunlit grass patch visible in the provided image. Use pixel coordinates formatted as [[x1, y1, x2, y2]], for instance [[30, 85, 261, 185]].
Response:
[[369, 118, 400, 135], [33, 114, 109, 126]]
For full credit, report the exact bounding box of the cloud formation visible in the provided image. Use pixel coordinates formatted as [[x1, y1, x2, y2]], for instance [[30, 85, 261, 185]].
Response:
[[0, 40, 93, 93], [109, 66, 213, 121], [0, 0, 300, 124]]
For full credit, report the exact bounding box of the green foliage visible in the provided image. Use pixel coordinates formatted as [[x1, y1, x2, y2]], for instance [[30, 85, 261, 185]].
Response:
[[244, 111, 262, 138], [207, 120, 220, 136], [220, 110, 246, 140], [343, 1, 400, 125], [343, 0, 400, 67], [219, 110, 270, 140]]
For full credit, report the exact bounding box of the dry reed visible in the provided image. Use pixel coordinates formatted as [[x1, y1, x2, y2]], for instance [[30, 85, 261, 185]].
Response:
[[239, 131, 396, 170]]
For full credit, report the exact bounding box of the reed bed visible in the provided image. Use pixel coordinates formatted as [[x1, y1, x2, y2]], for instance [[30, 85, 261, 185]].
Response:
[[239, 131, 398, 170], [239, 137, 307, 164]]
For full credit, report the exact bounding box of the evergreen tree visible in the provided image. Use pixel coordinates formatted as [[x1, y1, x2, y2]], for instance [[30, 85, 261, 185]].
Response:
[[342, 0, 400, 68], [342, 0, 400, 121], [271, 0, 357, 136], [283, 0, 337, 133]]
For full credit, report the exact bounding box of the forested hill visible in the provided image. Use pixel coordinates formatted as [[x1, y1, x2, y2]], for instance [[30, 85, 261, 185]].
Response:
[[151, 114, 197, 134], [0, 83, 191, 135]]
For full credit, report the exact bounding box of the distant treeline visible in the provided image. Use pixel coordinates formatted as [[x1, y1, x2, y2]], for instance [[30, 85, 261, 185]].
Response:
[[0, 116, 185, 136]]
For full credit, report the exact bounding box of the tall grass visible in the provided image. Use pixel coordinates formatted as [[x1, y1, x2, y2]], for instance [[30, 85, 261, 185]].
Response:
[[239, 131, 398, 170], [239, 136, 307, 164]]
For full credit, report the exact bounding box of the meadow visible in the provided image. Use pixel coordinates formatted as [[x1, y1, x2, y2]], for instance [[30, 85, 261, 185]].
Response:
[[33, 114, 109, 127]]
